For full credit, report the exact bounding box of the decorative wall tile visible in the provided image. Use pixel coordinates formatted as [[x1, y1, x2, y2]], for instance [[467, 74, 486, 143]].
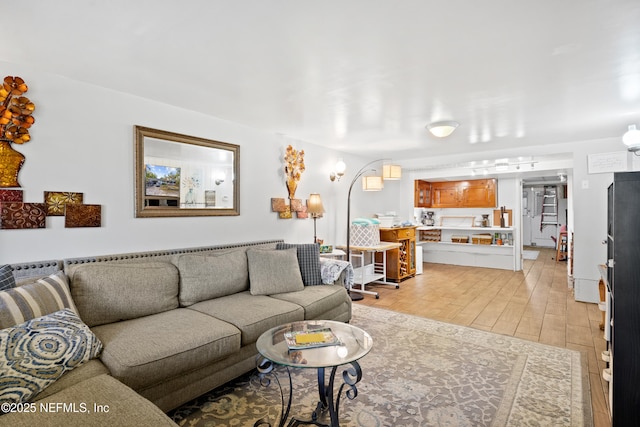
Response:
[[278, 205, 292, 219], [0, 190, 23, 202], [0, 203, 46, 229], [44, 191, 84, 216], [296, 206, 308, 219], [271, 198, 287, 212], [290, 199, 304, 212], [65, 204, 101, 228]]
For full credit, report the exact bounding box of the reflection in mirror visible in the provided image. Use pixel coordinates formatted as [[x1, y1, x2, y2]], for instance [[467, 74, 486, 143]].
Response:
[[134, 126, 240, 217]]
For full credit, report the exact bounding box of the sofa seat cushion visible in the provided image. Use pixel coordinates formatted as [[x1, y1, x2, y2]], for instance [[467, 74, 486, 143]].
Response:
[[91, 308, 240, 391], [34, 358, 109, 401], [188, 291, 304, 346], [268, 285, 351, 320], [1, 374, 178, 426]]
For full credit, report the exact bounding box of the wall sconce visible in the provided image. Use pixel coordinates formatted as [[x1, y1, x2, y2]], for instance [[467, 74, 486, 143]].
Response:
[[623, 124, 640, 153], [329, 158, 347, 181], [214, 172, 226, 185], [307, 193, 325, 243], [426, 120, 459, 137], [382, 164, 402, 180]]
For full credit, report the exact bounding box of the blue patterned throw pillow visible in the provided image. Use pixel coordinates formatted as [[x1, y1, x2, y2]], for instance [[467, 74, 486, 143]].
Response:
[[276, 243, 322, 286], [0, 265, 15, 291], [0, 308, 103, 406]]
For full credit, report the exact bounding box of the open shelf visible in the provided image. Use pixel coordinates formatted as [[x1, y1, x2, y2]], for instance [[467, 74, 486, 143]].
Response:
[[417, 225, 517, 271]]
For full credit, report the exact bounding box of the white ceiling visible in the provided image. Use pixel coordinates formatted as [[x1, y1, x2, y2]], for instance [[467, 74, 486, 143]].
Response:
[[3, 0, 640, 166]]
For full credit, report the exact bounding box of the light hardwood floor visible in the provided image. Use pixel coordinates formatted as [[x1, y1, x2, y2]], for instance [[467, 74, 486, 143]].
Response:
[[353, 246, 610, 427]]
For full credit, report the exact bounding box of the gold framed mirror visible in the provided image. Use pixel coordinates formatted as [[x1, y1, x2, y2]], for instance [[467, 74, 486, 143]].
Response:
[[134, 126, 240, 217]]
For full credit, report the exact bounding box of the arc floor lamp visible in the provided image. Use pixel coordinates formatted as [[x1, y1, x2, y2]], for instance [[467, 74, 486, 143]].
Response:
[[343, 159, 401, 299]]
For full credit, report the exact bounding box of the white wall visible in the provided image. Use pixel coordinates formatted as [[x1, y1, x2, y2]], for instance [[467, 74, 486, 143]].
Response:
[[0, 63, 382, 264], [3, 63, 635, 300], [570, 139, 631, 302]]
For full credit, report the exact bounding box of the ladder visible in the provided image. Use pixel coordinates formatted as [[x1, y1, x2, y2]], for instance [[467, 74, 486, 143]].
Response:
[[540, 185, 558, 231]]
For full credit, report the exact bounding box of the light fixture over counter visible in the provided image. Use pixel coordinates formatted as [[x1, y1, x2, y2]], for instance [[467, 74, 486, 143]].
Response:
[[426, 120, 459, 138]]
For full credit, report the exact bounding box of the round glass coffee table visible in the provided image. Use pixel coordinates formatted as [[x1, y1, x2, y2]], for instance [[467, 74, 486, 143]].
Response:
[[255, 320, 373, 427]]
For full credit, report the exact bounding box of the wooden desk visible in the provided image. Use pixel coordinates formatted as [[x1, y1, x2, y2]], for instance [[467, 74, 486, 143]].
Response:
[[337, 242, 401, 299]]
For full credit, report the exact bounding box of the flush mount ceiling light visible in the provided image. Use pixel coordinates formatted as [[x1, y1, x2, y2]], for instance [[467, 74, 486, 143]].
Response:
[[426, 120, 459, 138], [623, 124, 640, 152]]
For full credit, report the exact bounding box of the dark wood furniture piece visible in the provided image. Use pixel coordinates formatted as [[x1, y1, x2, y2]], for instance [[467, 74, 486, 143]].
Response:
[[606, 171, 640, 426], [378, 226, 417, 282]]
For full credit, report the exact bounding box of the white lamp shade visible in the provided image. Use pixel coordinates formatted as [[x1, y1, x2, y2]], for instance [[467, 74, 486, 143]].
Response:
[[427, 121, 459, 138], [623, 124, 640, 151], [335, 158, 347, 175], [382, 164, 402, 180], [362, 176, 384, 191], [307, 193, 325, 215]]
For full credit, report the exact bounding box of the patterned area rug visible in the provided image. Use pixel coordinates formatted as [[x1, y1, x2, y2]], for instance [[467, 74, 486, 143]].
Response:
[[169, 305, 593, 426]]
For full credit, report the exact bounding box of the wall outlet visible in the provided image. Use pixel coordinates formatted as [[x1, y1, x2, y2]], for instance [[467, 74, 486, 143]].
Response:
[[581, 180, 589, 189]]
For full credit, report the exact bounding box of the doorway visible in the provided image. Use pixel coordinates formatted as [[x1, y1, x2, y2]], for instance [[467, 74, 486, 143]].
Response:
[[521, 183, 567, 248]]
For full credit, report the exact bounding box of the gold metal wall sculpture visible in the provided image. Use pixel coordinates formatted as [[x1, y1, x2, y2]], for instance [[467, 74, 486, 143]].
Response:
[[0, 76, 36, 188]]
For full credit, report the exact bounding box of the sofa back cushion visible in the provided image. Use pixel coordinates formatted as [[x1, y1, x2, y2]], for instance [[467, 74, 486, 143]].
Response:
[[275, 243, 322, 285], [67, 262, 179, 327], [0, 271, 77, 329], [176, 250, 249, 306], [247, 247, 304, 295]]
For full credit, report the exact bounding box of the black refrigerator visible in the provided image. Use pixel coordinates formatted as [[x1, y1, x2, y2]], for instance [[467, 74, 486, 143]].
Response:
[[607, 171, 640, 426]]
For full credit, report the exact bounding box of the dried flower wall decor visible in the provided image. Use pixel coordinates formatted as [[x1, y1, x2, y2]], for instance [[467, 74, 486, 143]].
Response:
[[271, 145, 309, 219], [0, 76, 36, 187], [284, 145, 305, 200]]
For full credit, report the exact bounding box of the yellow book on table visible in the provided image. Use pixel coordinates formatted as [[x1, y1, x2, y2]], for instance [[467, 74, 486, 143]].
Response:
[[295, 332, 327, 345], [284, 328, 340, 350]]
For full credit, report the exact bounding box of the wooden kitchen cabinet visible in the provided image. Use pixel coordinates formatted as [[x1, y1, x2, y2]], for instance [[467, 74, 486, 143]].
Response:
[[378, 226, 417, 282], [431, 181, 462, 208], [414, 180, 432, 207], [461, 179, 497, 207], [427, 179, 497, 208]]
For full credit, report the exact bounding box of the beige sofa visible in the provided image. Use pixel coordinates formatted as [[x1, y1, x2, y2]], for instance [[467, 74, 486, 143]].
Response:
[[1, 240, 351, 426]]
